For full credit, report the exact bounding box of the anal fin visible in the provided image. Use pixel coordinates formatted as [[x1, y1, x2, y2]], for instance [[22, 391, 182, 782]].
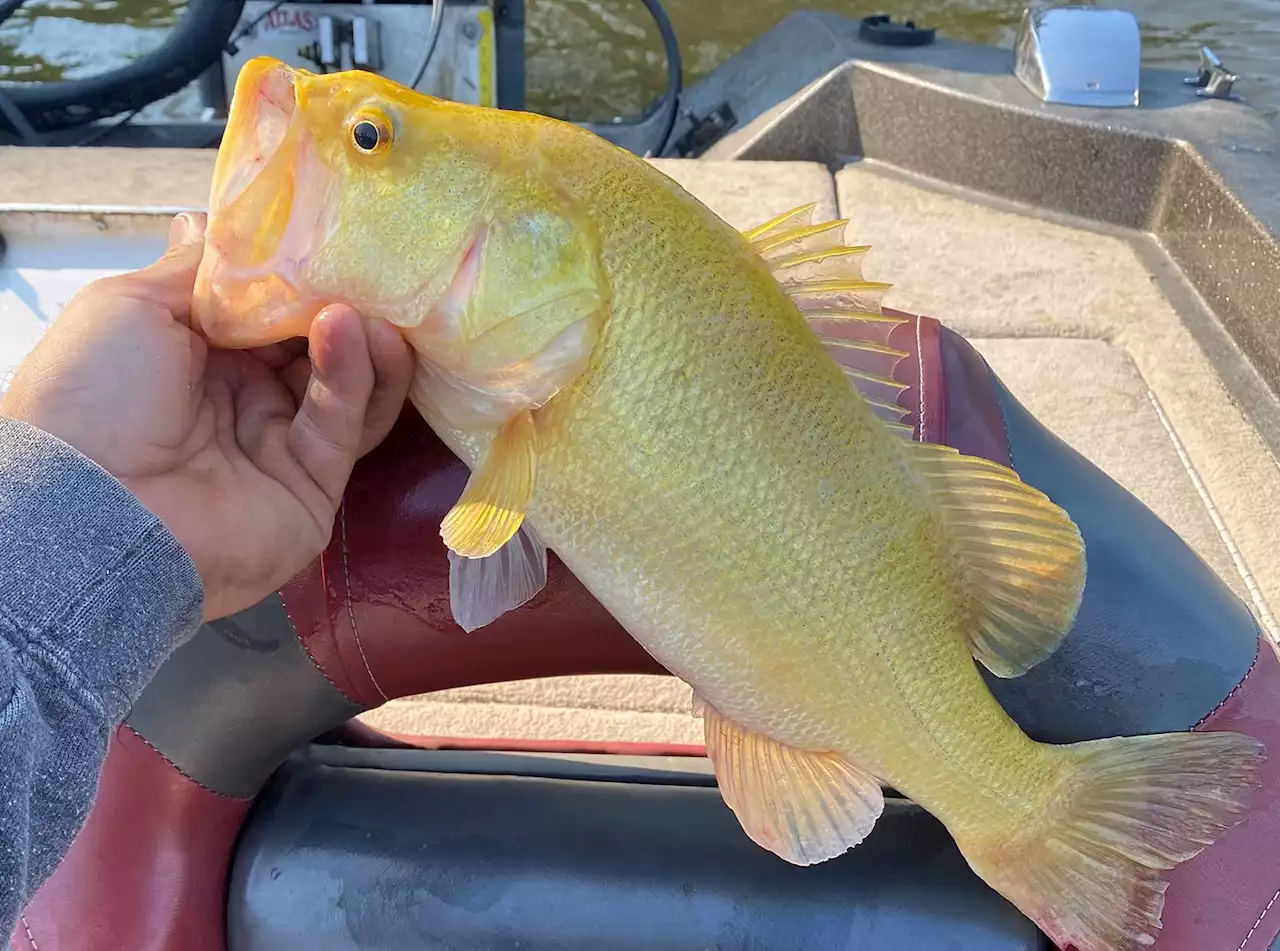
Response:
[[695, 694, 884, 866], [441, 409, 537, 558], [449, 523, 548, 632], [908, 440, 1087, 677]]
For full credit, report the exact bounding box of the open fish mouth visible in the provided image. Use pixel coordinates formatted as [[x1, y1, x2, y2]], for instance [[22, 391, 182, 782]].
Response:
[[211, 58, 298, 218], [193, 57, 331, 348]]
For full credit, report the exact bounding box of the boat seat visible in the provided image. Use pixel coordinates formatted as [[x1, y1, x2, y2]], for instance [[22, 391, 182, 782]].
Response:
[[227, 752, 1040, 951], [12, 312, 1279, 951]]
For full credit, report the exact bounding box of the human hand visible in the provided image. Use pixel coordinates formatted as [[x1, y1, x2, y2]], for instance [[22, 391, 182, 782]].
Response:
[[1, 212, 415, 621]]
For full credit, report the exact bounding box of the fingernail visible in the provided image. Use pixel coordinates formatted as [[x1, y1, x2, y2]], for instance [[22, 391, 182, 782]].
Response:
[[169, 212, 201, 246]]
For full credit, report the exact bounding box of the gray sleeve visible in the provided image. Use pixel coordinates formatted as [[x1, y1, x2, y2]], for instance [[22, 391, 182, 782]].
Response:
[[0, 416, 204, 938]]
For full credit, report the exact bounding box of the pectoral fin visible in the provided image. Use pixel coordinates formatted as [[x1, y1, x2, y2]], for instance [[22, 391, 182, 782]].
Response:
[[908, 441, 1087, 677], [441, 410, 537, 558], [695, 694, 884, 866], [448, 523, 548, 632]]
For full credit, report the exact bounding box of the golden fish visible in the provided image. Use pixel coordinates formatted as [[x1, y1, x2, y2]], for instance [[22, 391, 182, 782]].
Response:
[[191, 56, 1265, 951]]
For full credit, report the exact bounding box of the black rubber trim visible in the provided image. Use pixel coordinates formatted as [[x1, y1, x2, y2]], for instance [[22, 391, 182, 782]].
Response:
[[494, 0, 526, 110]]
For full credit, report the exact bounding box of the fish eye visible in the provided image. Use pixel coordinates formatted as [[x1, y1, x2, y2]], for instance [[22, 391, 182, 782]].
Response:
[[349, 109, 393, 155], [352, 120, 381, 151]]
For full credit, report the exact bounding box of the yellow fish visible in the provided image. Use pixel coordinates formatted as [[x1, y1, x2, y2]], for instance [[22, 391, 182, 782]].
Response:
[[192, 56, 1265, 951]]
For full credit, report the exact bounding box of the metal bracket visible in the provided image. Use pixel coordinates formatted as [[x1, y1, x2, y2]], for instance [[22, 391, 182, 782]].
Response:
[[299, 14, 383, 73], [671, 102, 736, 158], [1184, 47, 1238, 100]]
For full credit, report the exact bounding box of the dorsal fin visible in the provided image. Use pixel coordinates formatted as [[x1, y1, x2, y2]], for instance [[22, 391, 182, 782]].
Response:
[[746, 205, 910, 436], [742, 202, 818, 245]]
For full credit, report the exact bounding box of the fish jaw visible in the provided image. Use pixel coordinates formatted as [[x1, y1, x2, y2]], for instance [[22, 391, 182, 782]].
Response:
[[192, 57, 337, 348]]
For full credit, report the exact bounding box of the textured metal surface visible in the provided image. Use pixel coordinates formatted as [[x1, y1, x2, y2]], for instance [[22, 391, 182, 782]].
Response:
[[847, 63, 1170, 229], [686, 9, 1280, 443], [1156, 144, 1280, 418]]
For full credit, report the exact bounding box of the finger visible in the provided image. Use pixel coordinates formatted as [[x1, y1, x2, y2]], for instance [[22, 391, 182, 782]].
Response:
[[357, 317, 415, 456], [249, 336, 309, 370], [287, 304, 377, 505], [280, 355, 312, 405], [93, 212, 208, 320]]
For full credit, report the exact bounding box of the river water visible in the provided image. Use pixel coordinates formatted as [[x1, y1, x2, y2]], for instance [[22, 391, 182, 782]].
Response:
[[1, 0, 1277, 123]]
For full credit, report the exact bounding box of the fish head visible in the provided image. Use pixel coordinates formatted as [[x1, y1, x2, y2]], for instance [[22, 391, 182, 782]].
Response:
[[193, 56, 608, 431], [193, 56, 500, 351]]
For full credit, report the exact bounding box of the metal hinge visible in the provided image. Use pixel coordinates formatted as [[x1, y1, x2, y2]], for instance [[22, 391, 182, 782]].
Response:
[[1184, 47, 1238, 100]]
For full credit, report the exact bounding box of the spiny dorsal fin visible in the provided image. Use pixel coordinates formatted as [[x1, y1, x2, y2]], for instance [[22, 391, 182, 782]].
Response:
[[906, 440, 1087, 677], [743, 202, 817, 245], [746, 204, 910, 436]]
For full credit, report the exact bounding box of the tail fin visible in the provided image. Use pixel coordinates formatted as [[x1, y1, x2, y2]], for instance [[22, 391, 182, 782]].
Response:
[[963, 730, 1265, 951]]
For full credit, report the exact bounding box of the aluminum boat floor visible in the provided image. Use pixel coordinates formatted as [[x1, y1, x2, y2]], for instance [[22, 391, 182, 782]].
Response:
[[1, 151, 1276, 746]]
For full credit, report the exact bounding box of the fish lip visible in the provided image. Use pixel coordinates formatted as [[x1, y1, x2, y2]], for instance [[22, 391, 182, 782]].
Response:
[[209, 57, 299, 217], [193, 57, 323, 347]]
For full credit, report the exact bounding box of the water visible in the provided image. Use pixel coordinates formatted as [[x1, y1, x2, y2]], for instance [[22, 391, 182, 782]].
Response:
[[1, 0, 1277, 124]]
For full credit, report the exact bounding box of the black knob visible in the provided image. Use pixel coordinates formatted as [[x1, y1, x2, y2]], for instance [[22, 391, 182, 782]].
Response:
[[859, 14, 936, 47]]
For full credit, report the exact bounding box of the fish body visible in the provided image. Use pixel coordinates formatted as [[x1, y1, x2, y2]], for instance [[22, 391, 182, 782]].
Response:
[[193, 57, 1265, 951], [513, 169, 1036, 812]]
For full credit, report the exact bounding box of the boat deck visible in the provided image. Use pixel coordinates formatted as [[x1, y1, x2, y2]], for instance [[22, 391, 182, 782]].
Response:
[[1, 148, 1277, 745]]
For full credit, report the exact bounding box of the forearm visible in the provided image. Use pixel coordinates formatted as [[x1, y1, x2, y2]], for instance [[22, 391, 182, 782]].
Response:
[[0, 417, 203, 936]]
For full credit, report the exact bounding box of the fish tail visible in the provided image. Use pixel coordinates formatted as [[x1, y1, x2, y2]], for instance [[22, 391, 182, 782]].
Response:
[[960, 730, 1265, 951]]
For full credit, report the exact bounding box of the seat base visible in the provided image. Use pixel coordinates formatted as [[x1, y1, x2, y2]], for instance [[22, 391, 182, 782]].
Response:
[[227, 746, 1040, 951]]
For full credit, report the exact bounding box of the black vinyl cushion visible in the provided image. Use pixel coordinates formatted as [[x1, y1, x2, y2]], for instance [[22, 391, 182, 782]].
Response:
[[981, 376, 1260, 742], [227, 748, 1044, 951]]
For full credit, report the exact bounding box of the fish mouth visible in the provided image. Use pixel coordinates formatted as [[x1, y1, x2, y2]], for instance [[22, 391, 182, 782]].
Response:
[[193, 57, 330, 348]]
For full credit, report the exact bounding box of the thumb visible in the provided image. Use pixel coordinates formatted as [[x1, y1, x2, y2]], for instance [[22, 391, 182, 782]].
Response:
[[287, 304, 378, 507], [100, 212, 208, 319]]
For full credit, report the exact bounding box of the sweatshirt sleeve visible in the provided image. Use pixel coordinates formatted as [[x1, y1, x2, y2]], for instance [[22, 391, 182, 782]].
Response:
[[0, 416, 204, 938]]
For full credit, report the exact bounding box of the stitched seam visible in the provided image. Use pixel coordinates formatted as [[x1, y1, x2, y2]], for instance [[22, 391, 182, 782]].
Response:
[[340, 502, 388, 704], [1195, 638, 1261, 728], [19, 914, 38, 951], [277, 566, 359, 706], [915, 317, 926, 441], [981, 360, 1015, 470], [121, 724, 245, 802], [1238, 886, 1280, 951]]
